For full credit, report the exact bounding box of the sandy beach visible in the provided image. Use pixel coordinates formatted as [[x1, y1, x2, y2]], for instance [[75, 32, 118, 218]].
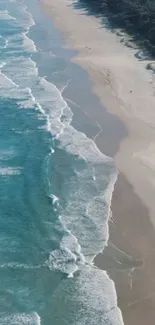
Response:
[[95, 173, 155, 325], [41, 0, 155, 324]]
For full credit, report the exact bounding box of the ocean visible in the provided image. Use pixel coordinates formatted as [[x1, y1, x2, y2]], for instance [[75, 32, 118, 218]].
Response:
[[0, 0, 124, 324]]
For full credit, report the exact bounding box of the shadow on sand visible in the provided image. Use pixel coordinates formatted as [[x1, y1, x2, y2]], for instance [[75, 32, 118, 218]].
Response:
[[70, 0, 155, 65]]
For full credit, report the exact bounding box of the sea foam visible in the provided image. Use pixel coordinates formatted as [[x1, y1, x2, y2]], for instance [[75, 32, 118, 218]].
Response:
[[0, 1, 123, 324], [0, 312, 41, 325], [0, 0, 116, 273]]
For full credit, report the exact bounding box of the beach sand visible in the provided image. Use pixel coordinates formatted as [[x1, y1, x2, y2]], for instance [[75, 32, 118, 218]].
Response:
[[41, 0, 155, 324], [95, 173, 155, 325]]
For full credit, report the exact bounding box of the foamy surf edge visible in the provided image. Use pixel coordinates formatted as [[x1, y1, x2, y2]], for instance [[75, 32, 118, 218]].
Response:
[[0, 1, 124, 323], [0, 0, 115, 276]]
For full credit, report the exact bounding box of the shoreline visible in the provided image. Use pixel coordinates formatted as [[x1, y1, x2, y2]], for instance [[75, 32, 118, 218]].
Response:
[[42, 0, 155, 223], [95, 173, 155, 325], [41, 1, 155, 324]]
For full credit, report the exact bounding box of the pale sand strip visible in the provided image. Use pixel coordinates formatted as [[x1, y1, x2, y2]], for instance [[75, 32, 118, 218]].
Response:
[[40, 1, 155, 324], [42, 0, 155, 225]]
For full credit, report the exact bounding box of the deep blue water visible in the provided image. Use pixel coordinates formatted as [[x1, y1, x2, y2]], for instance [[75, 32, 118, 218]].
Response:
[[0, 0, 124, 324]]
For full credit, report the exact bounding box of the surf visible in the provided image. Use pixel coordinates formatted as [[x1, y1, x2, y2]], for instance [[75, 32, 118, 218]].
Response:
[[0, 0, 124, 324]]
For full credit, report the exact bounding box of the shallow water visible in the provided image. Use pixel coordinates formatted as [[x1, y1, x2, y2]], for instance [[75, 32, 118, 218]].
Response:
[[0, 0, 124, 324]]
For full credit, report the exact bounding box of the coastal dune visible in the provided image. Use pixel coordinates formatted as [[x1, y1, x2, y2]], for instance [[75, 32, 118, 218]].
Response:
[[41, 0, 155, 324]]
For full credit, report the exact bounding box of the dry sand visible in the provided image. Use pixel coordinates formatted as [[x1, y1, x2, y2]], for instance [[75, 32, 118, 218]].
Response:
[[41, 0, 155, 324]]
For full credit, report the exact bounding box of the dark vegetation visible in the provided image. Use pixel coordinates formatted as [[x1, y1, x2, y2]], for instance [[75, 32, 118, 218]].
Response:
[[76, 0, 155, 55]]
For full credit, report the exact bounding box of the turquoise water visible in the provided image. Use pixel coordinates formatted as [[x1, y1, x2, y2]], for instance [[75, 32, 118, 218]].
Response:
[[0, 0, 124, 324]]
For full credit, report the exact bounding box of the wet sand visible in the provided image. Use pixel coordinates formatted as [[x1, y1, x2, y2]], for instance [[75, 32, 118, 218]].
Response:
[[41, 0, 155, 324], [95, 173, 155, 325]]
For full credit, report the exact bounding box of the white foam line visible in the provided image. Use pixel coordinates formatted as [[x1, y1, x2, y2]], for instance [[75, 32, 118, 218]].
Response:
[[52, 67, 68, 77], [0, 167, 22, 176], [92, 167, 96, 180], [52, 71, 59, 76], [51, 148, 55, 153], [109, 242, 133, 260], [0, 263, 42, 269], [79, 153, 87, 162], [17, 3, 35, 28], [43, 78, 116, 273], [64, 97, 81, 108], [125, 291, 155, 310], [60, 78, 71, 94], [49, 194, 59, 204], [35, 312, 41, 325], [0, 66, 19, 88], [0, 3, 117, 287], [0, 61, 6, 69], [0, 312, 41, 325], [93, 121, 103, 141], [58, 217, 86, 267], [50, 51, 56, 57], [128, 268, 135, 290], [22, 31, 37, 52], [0, 9, 16, 20], [4, 39, 8, 49]]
